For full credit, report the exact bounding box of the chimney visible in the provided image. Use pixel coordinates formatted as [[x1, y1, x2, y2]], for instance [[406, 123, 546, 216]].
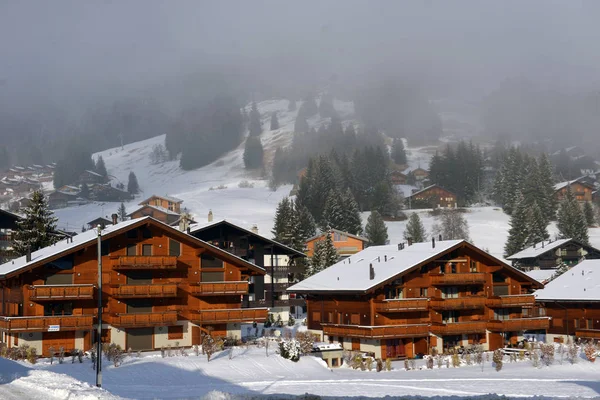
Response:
[[251, 224, 259, 234], [208, 210, 213, 222], [438, 234, 442, 241], [432, 237, 436, 248], [111, 213, 118, 225], [179, 214, 189, 232], [186, 226, 191, 234], [384, 255, 387, 262], [369, 263, 375, 280], [26, 246, 31, 263], [407, 238, 413, 246]]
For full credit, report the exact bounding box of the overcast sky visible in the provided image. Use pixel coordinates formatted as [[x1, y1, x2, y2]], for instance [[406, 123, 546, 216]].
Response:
[[1, 0, 600, 114]]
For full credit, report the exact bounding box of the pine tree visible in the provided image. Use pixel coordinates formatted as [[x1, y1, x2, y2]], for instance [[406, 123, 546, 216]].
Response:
[[557, 186, 589, 244], [583, 202, 596, 227], [95, 155, 108, 182], [526, 201, 550, 246], [310, 230, 339, 275], [391, 139, 407, 165], [270, 112, 279, 131], [294, 198, 317, 243], [118, 202, 127, 221], [404, 213, 427, 243], [12, 191, 59, 255], [504, 195, 530, 258], [79, 183, 90, 199], [243, 137, 264, 169], [537, 153, 558, 221], [127, 171, 140, 194], [321, 190, 344, 231], [272, 198, 293, 242], [321, 231, 339, 268], [248, 102, 262, 137], [340, 189, 363, 235], [288, 99, 296, 112], [294, 115, 309, 133], [365, 211, 388, 246]]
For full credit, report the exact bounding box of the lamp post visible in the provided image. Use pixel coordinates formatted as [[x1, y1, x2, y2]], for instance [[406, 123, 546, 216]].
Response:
[[96, 225, 103, 387]]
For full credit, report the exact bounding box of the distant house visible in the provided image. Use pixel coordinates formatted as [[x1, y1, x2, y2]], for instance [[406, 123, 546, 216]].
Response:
[[128, 204, 181, 225], [506, 238, 600, 271], [554, 180, 594, 203], [48, 191, 79, 210], [138, 195, 183, 214], [78, 170, 104, 185], [90, 184, 133, 202], [306, 229, 368, 259], [86, 217, 113, 230], [412, 168, 429, 182], [390, 171, 408, 185], [406, 184, 457, 209]]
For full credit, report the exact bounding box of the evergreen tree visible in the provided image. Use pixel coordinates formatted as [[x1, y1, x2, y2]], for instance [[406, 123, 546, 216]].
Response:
[[118, 202, 127, 221], [294, 198, 317, 241], [298, 95, 318, 119], [243, 136, 264, 169], [340, 189, 363, 235], [365, 211, 388, 246], [557, 186, 589, 244], [526, 201, 550, 246], [79, 183, 90, 199], [270, 112, 279, 130], [434, 209, 470, 241], [321, 190, 344, 231], [584, 201, 596, 227], [294, 115, 309, 133], [288, 99, 296, 112], [404, 213, 427, 243], [537, 153, 558, 221], [248, 102, 262, 137], [272, 198, 293, 242], [372, 181, 399, 218], [12, 191, 59, 255], [95, 155, 108, 182], [127, 171, 140, 194], [310, 230, 339, 275], [391, 139, 407, 165], [504, 193, 532, 257]]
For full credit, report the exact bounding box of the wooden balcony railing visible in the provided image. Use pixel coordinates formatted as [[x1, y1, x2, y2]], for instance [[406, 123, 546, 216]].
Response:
[[112, 284, 178, 298], [486, 295, 535, 308], [321, 323, 430, 339], [430, 273, 486, 285], [375, 298, 429, 312], [184, 308, 268, 324], [430, 297, 486, 310], [188, 281, 249, 296], [576, 329, 600, 339], [112, 256, 177, 270], [0, 315, 94, 332], [430, 321, 487, 335], [109, 311, 178, 328], [29, 285, 94, 301], [487, 317, 550, 332]]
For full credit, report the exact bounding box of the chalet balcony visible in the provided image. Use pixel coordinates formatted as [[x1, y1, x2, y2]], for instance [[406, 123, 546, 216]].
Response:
[[188, 281, 249, 296], [183, 308, 268, 324], [430, 296, 486, 310], [108, 311, 178, 328], [430, 273, 486, 285], [321, 323, 430, 339], [112, 284, 178, 298], [576, 329, 600, 339], [112, 256, 177, 270], [375, 298, 429, 313], [430, 321, 487, 335], [29, 284, 94, 301], [487, 317, 550, 332], [486, 295, 535, 308], [0, 315, 94, 332]]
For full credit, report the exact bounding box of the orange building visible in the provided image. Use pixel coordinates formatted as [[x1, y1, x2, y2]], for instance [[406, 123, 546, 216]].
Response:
[[306, 229, 368, 258], [554, 180, 594, 203], [289, 239, 546, 359], [0, 217, 266, 355], [139, 195, 184, 213]]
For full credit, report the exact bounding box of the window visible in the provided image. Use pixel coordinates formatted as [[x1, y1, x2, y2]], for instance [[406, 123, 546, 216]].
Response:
[[126, 229, 137, 239], [494, 309, 509, 321], [470, 286, 478, 296], [442, 311, 457, 323], [169, 239, 181, 257], [101, 240, 110, 256], [587, 319, 594, 329], [127, 245, 137, 256], [142, 244, 152, 256], [44, 302, 73, 316], [385, 287, 403, 299], [493, 285, 509, 296], [470, 260, 477, 273], [312, 311, 321, 322], [201, 271, 224, 282], [442, 287, 458, 299], [574, 319, 580, 329], [201, 254, 223, 269], [168, 325, 184, 340], [45, 273, 73, 285], [450, 263, 457, 273], [328, 312, 333, 323], [331, 358, 339, 367], [420, 288, 428, 297]]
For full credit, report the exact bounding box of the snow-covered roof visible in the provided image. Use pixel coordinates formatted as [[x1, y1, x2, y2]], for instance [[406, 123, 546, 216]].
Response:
[[83, 170, 103, 177], [0, 216, 265, 279], [139, 194, 183, 205], [406, 184, 455, 198], [506, 239, 572, 260], [524, 269, 556, 284], [128, 204, 180, 217], [288, 240, 465, 292], [307, 228, 368, 243], [553, 178, 594, 191], [534, 260, 600, 301]]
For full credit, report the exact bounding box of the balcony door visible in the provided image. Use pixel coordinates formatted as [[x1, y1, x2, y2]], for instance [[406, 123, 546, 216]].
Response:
[[127, 271, 152, 285], [126, 300, 153, 314], [45, 273, 73, 285]]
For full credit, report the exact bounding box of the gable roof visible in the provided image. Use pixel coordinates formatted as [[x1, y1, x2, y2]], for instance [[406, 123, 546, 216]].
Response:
[[0, 216, 265, 279], [553, 178, 595, 192], [534, 260, 600, 301], [506, 238, 600, 260], [128, 204, 180, 217], [87, 217, 113, 226], [288, 240, 542, 294], [306, 228, 368, 243], [524, 269, 556, 285], [407, 184, 456, 198], [83, 170, 103, 177], [139, 194, 183, 205], [188, 219, 306, 258]]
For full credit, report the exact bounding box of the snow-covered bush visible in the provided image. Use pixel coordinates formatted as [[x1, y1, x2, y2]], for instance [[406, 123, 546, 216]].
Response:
[[161, 346, 165, 358], [409, 359, 416, 370], [584, 343, 598, 362], [193, 345, 200, 357], [385, 358, 392, 371], [404, 359, 410, 370], [540, 343, 555, 366], [366, 357, 373, 371], [78, 350, 84, 363], [435, 354, 444, 368], [278, 339, 301, 362], [71, 348, 78, 363], [202, 335, 217, 362], [426, 355, 434, 369], [58, 347, 65, 364], [492, 349, 503, 371], [475, 349, 483, 365], [465, 353, 472, 365], [287, 315, 295, 326], [238, 180, 255, 188], [452, 353, 460, 368], [532, 350, 540, 367], [376, 358, 383, 372]]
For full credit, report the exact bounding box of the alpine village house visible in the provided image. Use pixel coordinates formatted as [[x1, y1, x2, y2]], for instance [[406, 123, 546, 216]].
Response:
[[288, 239, 547, 360], [0, 216, 270, 355], [506, 238, 600, 271]]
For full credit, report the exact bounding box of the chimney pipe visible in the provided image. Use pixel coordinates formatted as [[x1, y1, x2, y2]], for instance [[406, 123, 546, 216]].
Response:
[[208, 209, 213, 222], [186, 226, 191, 234], [432, 237, 435, 248], [26, 246, 31, 262], [111, 213, 118, 225], [369, 263, 375, 280]]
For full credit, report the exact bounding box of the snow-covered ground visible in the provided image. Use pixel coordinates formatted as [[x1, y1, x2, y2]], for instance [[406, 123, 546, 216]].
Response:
[[2, 347, 600, 399]]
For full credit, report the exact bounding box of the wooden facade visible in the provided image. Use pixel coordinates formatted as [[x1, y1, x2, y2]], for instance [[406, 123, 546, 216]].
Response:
[[407, 185, 457, 209], [506, 239, 600, 271], [291, 241, 546, 359], [139, 195, 183, 214], [555, 181, 594, 203], [390, 171, 408, 185], [128, 205, 180, 225], [306, 229, 367, 258], [0, 217, 267, 355]]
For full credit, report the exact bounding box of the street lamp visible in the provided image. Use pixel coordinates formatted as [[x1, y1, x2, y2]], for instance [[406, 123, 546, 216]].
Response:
[[96, 225, 103, 387]]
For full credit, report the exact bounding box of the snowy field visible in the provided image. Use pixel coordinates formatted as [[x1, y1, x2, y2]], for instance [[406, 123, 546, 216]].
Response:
[[2, 347, 600, 399]]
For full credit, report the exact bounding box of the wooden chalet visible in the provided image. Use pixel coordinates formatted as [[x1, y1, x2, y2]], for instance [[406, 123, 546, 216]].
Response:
[[128, 205, 181, 225], [406, 184, 457, 209], [188, 217, 306, 320], [0, 217, 267, 355], [390, 171, 408, 185], [506, 238, 600, 271], [534, 260, 600, 343], [78, 170, 104, 185], [554, 180, 594, 203], [412, 168, 429, 181], [139, 195, 183, 214], [48, 191, 80, 210], [288, 239, 547, 359], [90, 184, 133, 202], [87, 217, 113, 230], [306, 229, 368, 258]]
